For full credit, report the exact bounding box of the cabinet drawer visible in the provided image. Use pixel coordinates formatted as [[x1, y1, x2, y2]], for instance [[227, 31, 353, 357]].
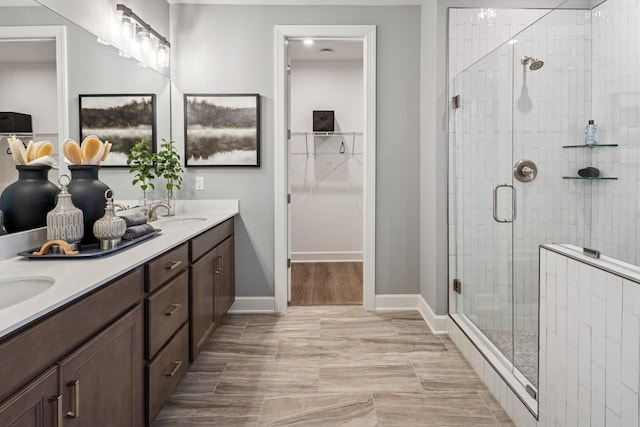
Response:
[[147, 324, 189, 423], [146, 271, 189, 359], [146, 243, 189, 292], [190, 218, 234, 262]]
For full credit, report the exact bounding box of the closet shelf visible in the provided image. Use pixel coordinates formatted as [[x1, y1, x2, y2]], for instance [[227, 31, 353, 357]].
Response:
[[562, 143, 618, 148]]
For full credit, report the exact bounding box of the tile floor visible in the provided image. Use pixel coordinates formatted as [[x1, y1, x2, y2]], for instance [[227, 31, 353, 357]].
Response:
[[153, 306, 515, 426]]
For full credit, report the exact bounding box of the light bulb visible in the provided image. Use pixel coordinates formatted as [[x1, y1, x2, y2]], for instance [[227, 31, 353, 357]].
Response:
[[303, 38, 314, 46], [138, 27, 152, 54], [157, 44, 170, 68], [121, 14, 134, 41]]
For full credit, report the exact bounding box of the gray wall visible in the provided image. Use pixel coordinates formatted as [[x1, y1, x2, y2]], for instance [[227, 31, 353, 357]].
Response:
[[170, 4, 422, 298]]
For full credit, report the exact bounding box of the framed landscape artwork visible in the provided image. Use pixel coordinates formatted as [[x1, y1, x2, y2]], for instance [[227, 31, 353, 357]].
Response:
[[184, 94, 260, 167], [79, 94, 156, 167]]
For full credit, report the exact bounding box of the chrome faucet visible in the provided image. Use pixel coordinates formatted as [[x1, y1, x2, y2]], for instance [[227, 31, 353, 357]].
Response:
[[147, 203, 170, 222]]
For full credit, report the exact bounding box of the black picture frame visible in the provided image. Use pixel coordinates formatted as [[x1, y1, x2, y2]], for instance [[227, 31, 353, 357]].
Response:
[[79, 94, 156, 167], [184, 94, 261, 167]]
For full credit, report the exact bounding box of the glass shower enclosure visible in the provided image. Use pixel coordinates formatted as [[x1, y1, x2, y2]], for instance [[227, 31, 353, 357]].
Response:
[[448, 6, 592, 415]]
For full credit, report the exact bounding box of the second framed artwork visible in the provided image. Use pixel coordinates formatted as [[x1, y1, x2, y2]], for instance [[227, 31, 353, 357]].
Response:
[[79, 94, 156, 167], [184, 94, 260, 167]]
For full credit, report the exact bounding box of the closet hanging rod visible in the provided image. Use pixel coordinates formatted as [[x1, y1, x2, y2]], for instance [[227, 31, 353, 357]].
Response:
[[290, 131, 363, 136]]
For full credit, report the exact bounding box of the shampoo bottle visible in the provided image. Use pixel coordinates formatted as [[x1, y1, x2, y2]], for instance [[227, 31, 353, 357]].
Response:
[[585, 119, 597, 145]]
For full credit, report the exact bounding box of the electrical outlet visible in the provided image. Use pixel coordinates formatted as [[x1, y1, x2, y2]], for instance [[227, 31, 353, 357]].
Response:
[[195, 176, 204, 191]]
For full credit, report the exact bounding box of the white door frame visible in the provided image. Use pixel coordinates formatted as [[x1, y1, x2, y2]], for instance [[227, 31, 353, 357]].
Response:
[[274, 24, 376, 313], [0, 25, 69, 176]]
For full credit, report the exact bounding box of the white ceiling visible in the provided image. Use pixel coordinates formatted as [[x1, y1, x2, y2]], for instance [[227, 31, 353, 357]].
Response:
[[289, 39, 362, 62], [0, 40, 56, 63]]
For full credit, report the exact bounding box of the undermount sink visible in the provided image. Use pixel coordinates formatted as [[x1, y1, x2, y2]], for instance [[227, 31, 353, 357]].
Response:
[[159, 217, 207, 226], [0, 276, 55, 310]]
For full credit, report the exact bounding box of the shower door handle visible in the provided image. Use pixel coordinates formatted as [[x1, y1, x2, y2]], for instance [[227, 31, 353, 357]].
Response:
[[493, 184, 517, 223]]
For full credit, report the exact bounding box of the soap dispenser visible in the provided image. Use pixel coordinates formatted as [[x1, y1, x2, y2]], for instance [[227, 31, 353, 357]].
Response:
[[93, 189, 126, 250]]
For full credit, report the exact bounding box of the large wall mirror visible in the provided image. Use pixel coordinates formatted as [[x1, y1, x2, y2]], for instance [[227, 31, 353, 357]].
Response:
[[0, 0, 171, 235]]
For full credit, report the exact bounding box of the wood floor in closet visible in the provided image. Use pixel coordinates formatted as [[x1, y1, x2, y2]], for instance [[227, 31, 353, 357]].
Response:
[[290, 262, 363, 306]]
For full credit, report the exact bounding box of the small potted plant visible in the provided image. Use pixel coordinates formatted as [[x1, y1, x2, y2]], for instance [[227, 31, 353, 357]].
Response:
[[154, 139, 183, 215], [127, 139, 155, 206]]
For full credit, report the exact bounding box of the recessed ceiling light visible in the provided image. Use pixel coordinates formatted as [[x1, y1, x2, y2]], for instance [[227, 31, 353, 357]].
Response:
[[303, 39, 314, 46]]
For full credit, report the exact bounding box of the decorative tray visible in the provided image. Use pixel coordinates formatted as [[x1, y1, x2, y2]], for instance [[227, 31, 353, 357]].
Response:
[[17, 229, 161, 259]]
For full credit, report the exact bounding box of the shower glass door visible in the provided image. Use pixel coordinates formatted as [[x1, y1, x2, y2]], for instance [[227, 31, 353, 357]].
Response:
[[452, 39, 517, 373]]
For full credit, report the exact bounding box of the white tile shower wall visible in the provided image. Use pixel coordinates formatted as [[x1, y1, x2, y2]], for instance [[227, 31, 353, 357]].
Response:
[[448, 8, 591, 345], [448, 8, 550, 84], [539, 247, 640, 427], [591, 0, 640, 266]]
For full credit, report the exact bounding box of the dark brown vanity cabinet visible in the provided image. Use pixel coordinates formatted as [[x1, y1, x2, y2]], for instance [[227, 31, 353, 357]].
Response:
[[0, 367, 59, 427], [189, 218, 235, 361], [59, 306, 143, 427], [144, 243, 190, 425], [0, 268, 144, 427]]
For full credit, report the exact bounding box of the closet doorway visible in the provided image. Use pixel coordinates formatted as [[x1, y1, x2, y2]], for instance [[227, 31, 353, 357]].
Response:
[[288, 39, 364, 306], [274, 25, 376, 314]]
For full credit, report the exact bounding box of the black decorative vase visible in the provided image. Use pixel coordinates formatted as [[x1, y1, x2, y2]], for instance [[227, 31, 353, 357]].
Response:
[[68, 165, 110, 245], [0, 165, 59, 233]]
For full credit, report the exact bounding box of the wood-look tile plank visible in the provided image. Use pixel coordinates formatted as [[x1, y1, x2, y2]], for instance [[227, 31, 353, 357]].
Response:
[[276, 337, 363, 360], [360, 335, 448, 354], [258, 393, 377, 426], [216, 361, 319, 395], [152, 393, 263, 426], [319, 364, 422, 393], [373, 392, 501, 426]]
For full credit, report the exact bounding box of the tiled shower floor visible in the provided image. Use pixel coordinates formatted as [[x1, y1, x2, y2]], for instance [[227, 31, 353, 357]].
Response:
[[484, 329, 539, 388]]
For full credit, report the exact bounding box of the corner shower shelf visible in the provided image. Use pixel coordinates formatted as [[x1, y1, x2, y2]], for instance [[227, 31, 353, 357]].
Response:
[[562, 143, 618, 148], [562, 176, 618, 180]]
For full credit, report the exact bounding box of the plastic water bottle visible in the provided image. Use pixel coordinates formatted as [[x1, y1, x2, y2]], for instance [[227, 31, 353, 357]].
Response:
[[585, 120, 597, 145]]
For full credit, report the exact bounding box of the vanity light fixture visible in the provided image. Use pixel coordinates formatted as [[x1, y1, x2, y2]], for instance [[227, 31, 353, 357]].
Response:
[[116, 3, 171, 68]]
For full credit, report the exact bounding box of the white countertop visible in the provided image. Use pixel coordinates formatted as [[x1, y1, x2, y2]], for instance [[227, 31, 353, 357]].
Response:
[[0, 200, 239, 339]]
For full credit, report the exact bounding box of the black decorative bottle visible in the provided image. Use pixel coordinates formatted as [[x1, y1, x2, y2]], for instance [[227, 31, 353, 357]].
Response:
[[0, 165, 59, 233], [68, 165, 110, 245]]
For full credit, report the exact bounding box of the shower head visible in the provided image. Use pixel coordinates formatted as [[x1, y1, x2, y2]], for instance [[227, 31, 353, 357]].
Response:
[[521, 56, 544, 70]]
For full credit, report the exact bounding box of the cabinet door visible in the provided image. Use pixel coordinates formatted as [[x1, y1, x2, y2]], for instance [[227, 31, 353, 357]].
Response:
[[215, 237, 234, 325], [60, 306, 143, 427], [189, 248, 217, 361], [0, 367, 60, 427]]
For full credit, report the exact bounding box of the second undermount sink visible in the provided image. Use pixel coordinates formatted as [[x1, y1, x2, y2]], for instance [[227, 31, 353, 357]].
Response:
[[159, 217, 207, 226], [0, 276, 55, 310]]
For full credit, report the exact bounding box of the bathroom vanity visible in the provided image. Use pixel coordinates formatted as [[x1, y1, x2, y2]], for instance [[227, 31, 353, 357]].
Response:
[[0, 203, 237, 426]]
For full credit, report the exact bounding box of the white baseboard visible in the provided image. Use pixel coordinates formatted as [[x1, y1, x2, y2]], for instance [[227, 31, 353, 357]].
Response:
[[291, 251, 363, 262], [375, 294, 419, 310], [417, 295, 448, 334], [228, 297, 275, 313]]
